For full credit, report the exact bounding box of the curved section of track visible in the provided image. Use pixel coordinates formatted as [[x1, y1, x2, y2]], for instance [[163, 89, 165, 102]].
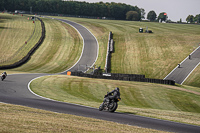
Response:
[[0, 18, 200, 133], [56, 18, 98, 73]]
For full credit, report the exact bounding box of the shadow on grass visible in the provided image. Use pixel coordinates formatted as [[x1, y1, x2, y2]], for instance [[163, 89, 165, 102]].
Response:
[[0, 27, 10, 29]]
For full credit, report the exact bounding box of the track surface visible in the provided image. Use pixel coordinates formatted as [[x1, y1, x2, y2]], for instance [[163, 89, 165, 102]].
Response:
[[164, 46, 200, 84], [57, 18, 98, 73], [1, 18, 200, 133]]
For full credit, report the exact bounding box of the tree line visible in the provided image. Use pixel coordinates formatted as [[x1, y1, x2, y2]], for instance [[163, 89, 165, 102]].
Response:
[[0, 0, 142, 20], [186, 14, 200, 23], [147, 10, 200, 23], [146, 11, 168, 22]]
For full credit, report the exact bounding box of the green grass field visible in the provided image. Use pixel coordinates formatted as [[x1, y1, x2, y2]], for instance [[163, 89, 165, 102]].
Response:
[[1, 14, 200, 84], [1, 13, 200, 131]]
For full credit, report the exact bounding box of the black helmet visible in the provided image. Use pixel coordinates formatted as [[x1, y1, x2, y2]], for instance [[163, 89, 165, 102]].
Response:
[[115, 87, 119, 91]]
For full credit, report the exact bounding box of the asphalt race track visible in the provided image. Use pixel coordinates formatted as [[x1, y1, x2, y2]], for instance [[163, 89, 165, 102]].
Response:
[[1, 18, 200, 133], [57, 18, 99, 73], [164, 46, 200, 84]]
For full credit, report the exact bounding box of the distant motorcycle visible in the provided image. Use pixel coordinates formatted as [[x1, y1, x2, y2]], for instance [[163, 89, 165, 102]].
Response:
[[1, 74, 6, 81], [99, 92, 121, 112]]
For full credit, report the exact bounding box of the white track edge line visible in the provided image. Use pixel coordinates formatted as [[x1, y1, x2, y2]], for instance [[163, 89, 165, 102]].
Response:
[[164, 46, 200, 80], [27, 75, 97, 109], [180, 61, 200, 85], [55, 18, 99, 73]]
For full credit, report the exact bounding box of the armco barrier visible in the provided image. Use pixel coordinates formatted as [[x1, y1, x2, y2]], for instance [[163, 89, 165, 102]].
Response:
[[70, 72, 175, 85], [104, 31, 113, 73], [0, 17, 45, 69]]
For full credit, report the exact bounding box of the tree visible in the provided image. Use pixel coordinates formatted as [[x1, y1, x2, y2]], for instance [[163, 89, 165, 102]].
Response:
[[194, 14, 200, 23], [158, 12, 168, 22], [140, 8, 145, 19], [186, 15, 194, 23], [126, 11, 139, 21], [147, 10, 157, 21]]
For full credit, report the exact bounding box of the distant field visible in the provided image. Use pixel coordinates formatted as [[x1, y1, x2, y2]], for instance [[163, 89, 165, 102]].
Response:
[[30, 75, 200, 126], [1, 15, 200, 85]]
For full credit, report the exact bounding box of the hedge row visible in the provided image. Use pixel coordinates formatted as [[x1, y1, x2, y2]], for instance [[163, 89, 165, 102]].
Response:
[[71, 71, 175, 85], [0, 17, 45, 69]]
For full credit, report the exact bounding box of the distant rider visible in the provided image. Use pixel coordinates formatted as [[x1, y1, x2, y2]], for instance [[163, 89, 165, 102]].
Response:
[[1, 71, 7, 78], [1, 71, 7, 77], [104, 87, 120, 103]]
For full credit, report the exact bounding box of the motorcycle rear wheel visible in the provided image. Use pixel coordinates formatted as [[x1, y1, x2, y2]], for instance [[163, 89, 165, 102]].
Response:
[[108, 102, 118, 112]]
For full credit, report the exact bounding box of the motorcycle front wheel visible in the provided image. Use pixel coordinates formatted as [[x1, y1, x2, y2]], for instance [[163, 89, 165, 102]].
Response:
[[99, 103, 104, 111]]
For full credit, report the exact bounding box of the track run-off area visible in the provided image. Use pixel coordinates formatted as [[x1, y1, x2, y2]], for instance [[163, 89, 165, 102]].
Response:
[[0, 17, 200, 133]]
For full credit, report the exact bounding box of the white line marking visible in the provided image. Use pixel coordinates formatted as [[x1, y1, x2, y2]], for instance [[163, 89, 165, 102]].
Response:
[[164, 46, 200, 82]]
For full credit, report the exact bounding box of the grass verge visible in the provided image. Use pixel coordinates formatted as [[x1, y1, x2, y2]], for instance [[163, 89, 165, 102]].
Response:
[[0, 103, 168, 133], [30, 75, 200, 126]]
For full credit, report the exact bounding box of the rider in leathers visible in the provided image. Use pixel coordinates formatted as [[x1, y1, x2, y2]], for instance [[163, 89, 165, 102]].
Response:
[[104, 87, 120, 103], [1, 72, 7, 77], [1, 72, 7, 80]]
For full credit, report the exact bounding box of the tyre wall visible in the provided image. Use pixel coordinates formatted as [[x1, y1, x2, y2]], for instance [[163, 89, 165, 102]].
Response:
[[70, 71, 175, 85]]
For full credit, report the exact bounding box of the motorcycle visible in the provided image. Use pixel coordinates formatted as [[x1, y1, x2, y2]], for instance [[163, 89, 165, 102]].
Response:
[[1, 74, 6, 81], [99, 92, 121, 112]]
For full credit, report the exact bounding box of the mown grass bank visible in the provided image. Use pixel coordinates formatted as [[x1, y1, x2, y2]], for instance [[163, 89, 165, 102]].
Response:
[[0, 103, 167, 133], [0, 13, 40, 66], [0, 14, 82, 73], [30, 75, 200, 126], [11, 18, 82, 73]]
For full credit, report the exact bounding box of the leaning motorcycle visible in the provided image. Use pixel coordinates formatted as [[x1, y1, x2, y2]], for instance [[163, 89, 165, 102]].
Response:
[[1, 74, 6, 81], [99, 92, 121, 112]]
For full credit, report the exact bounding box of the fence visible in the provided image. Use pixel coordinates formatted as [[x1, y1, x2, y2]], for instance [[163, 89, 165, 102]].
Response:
[[0, 17, 45, 69]]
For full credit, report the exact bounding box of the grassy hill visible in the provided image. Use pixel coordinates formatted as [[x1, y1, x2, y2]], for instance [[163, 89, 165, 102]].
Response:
[[0, 13, 40, 66], [1, 14, 200, 85], [1, 14, 200, 131], [61, 17, 200, 86], [30, 75, 200, 126], [0, 14, 82, 73]]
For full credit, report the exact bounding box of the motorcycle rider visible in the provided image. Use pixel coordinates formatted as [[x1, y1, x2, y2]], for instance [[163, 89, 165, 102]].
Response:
[[1, 71, 7, 78], [104, 87, 120, 103]]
